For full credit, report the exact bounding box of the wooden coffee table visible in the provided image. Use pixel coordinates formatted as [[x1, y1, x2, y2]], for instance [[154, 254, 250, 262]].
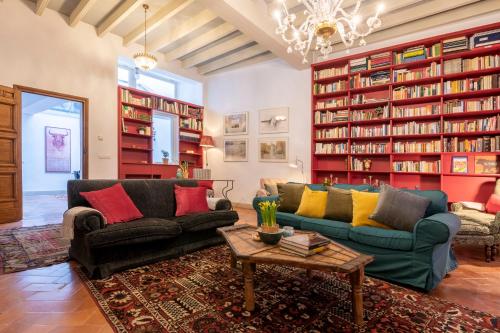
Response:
[[217, 224, 374, 325]]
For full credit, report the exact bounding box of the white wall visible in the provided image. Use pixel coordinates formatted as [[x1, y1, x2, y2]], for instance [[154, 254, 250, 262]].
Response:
[[22, 110, 81, 193], [204, 59, 311, 205], [0, 0, 204, 179]]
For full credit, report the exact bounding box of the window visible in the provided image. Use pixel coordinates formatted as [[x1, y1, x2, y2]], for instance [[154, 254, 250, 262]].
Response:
[[152, 111, 179, 165], [118, 66, 131, 86], [136, 74, 176, 99]]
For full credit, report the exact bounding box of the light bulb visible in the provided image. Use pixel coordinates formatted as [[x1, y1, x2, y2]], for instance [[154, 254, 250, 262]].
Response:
[[272, 9, 281, 21], [377, 3, 385, 13], [352, 15, 361, 25]]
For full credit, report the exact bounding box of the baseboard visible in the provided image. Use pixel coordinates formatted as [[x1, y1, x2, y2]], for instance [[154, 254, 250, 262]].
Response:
[[232, 202, 253, 209]]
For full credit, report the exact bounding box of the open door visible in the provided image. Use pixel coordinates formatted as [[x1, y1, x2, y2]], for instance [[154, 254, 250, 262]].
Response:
[[0, 85, 22, 223]]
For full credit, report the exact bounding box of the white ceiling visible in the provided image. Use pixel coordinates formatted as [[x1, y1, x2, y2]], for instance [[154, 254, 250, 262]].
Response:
[[27, 0, 499, 75]]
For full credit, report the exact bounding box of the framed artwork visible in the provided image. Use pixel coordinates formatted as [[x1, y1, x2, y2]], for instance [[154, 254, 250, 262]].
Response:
[[474, 155, 499, 174], [259, 138, 288, 163], [45, 126, 71, 173], [451, 156, 467, 173], [224, 138, 248, 162], [259, 107, 289, 134], [224, 112, 248, 135]]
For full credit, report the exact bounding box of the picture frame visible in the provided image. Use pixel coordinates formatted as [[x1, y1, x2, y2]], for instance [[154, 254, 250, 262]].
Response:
[[259, 137, 288, 163], [45, 126, 71, 173], [259, 107, 289, 134], [224, 138, 248, 162], [451, 156, 468, 174], [474, 155, 498, 174], [224, 112, 248, 136]]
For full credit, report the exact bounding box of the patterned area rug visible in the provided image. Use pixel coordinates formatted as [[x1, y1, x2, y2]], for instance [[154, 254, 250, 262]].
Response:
[[77, 245, 499, 333], [0, 224, 69, 274]]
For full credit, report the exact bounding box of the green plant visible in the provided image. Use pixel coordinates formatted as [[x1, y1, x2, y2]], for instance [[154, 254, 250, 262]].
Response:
[[258, 200, 279, 232], [161, 150, 169, 159]]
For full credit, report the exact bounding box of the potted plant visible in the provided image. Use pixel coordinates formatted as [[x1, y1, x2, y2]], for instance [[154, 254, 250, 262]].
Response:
[[137, 126, 146, 135], [258, 200, 283, 245], [161, 150, 169, 164]]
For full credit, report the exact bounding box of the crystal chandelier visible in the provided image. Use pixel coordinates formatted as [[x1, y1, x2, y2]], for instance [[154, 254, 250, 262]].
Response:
[[134, 4, 157, 71], [273, 0, 384, 63]]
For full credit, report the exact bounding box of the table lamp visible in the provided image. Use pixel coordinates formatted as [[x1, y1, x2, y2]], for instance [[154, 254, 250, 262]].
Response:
[[200, 135, 215, 168]]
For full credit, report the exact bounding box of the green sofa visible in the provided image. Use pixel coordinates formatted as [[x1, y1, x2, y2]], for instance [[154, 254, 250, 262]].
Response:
[[252, 184, 460, 291]]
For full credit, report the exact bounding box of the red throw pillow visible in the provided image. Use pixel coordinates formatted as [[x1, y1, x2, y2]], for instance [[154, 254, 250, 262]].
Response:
[[486, 194, 500, 214], [175, 185, 209, 217], [80, 183, 143, 224], [197, 180, 214, 190]]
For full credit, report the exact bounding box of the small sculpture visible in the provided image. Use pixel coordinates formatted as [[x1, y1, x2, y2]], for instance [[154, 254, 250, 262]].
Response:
[[362, 159, 372, 171]]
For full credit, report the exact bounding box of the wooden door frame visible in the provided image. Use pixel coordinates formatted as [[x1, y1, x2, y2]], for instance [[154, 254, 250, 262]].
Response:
[[14, 85, 89, 182]]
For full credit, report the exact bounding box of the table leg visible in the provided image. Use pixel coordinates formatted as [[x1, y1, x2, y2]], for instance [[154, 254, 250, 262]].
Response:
[[349, 268, 364, 325], [242, 261, 256, 311], [230, 254, 237, 269], [306, 269, 312, 277]]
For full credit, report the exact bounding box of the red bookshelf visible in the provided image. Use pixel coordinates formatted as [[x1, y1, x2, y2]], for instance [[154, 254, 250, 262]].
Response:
[[311, 22, 500, 203], [118, 86, 204, 179]]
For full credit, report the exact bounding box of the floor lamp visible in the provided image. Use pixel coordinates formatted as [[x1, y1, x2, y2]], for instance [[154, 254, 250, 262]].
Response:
[[200, 135, 215, 169], [289, 157, 305, 183]]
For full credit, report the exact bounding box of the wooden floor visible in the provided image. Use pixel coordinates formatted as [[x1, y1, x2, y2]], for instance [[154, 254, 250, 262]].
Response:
[[0, 199, 498, 332]]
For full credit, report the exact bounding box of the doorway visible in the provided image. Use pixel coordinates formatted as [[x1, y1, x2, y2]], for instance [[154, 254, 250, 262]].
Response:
[[18, 87, 88, 225]]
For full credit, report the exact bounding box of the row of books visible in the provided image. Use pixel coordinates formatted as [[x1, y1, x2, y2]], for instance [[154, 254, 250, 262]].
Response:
[[122, 106, 152, 122], [351, 142, 388, 154], [351, 124, 390, 137], [349, 53, 391, 73], [393, 43, 440, 65], [444, 96, 500, 113], [443, 115, 499, 133], [350, 71, 391, 88], [443, 136, 500, 152], [443, 36, 469, 54], [351, 94, 389, 105], [351, 158, 374, 171], [351, 106, 389, 121], [180, 118, 203, 131], [392, 160, 441, 173], [392, 140, 441, 153], [179, 131, 200, 143], [315, 127, 349, 139], [393, 104, 440, 118], [280, 233, 330, 257], [315, 142, 347, 154], [444, 74, 500, 94], [313, 80, 347, 95], [444, 55, 500, 74], [393, 62, 441, 83], [316, 97, 348, 110], [314, 65, 348, 80], [393, 84, 441, 100], [443, 29, 500, 53], [392, 121, 441, 135], [314, 110, 349, 124]]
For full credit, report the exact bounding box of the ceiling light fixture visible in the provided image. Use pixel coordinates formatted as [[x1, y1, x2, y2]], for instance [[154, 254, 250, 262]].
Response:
[[273, 0, 384, 63], [134, 4, 157, 71]]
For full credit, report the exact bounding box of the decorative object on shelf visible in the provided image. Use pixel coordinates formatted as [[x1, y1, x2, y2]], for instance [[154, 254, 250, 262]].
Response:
[[283, 226, 295, 237], [259, 107, 289, 134], [224, 112, 248, 135], [259, 138, 288, 163], [257, 200, 283, 245], [137, 126, 146, 135], [362, 159, 372, 171], [161, 150, 169, 165], [73, 170, 81, 180], [200, 135, 215, 168], [272, 0, 384, 63], [452, 156, 468, 173], [475, 155, 498, 174], [193, 168, 211, 180], [134, 4, 157, 71], [323, 177, 332, 186], [180, 161, 189, 179], [224, 138, 248, 162], [289, 157, 305, 182], [45, 126, 71, 173]]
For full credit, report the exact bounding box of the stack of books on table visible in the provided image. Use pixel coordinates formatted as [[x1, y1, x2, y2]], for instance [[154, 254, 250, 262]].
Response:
[[369, 52, 391, 69], [350, 57, 368, 73], [443, 36, 469, 53], [280, 233, 330, 257]]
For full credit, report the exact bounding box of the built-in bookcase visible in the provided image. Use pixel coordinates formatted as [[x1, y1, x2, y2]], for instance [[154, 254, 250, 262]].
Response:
[[311, 22, 500, 203], [118, 86, 203, 179]]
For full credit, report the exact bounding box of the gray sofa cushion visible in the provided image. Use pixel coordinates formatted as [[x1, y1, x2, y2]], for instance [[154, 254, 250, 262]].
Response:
[[87, 218, 181, 249], [174, 210, 239, 232]]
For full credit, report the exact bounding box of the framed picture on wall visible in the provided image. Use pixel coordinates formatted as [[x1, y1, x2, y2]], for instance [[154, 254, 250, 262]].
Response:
[[224, 112, 248, 135], [224, 138, 248, 162], [451, 156, 467, 174], [259, 137, 288, 163], [45, 126, 71, 173], [259, 107, 289, 134]]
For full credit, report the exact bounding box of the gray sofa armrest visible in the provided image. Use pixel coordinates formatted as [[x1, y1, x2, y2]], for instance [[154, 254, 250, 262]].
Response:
[[215, 199, 233, 211], [73, 211, 106, 233]]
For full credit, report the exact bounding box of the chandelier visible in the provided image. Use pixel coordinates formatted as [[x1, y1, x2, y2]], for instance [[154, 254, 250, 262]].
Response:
[[273, 0, 384, 63], [134, 4, 157, 71]]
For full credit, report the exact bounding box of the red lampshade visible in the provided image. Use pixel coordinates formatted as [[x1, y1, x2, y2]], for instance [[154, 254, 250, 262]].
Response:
[[200, 135, 215, 148]]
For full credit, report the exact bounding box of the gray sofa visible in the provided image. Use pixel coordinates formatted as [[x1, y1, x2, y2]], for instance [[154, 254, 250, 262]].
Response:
[[67, 179, 238, 278]]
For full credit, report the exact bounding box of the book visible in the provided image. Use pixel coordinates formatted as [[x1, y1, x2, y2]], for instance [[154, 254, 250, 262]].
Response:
[[280, 233, 330, 250], [280, 244, 328, 257]]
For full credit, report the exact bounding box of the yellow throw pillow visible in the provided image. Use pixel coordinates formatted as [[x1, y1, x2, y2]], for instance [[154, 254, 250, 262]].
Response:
[[351, 190, 391, 229], [295, 187, 328, 218]]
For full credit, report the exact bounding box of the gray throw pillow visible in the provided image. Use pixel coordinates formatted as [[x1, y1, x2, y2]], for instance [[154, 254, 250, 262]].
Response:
[[264, 183, 279, 196], [277, 183, 305, 213], [370, 184, 431, 232]]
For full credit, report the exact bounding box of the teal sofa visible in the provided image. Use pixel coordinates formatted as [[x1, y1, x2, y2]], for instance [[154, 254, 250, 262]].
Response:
[[252, 184, 460, 291]]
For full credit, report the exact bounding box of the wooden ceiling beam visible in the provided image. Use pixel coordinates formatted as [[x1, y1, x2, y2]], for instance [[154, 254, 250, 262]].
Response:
[[96, 0, 144, 37], [198, 44, 268, 75], [164, 22, 237, 62], [182, 34, 254, 68], [205, 52, 277, 75], [123, 0, 194, 46], [35, 0, 50, 16], [69, 0, 97, 27]]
